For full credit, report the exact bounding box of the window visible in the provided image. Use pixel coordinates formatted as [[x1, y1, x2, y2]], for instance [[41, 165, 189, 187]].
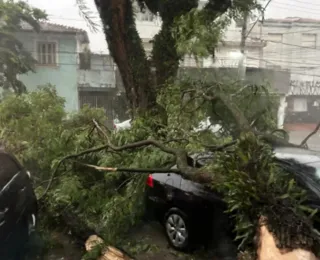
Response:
[[293, 97, 307, 112], [79, 53, 91, 70], [302, 33, 316, 48], [36, 42, 57, 65]]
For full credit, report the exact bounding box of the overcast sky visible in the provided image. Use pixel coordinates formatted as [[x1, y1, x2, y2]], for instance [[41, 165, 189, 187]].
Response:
[[25, 0, 319, 53]]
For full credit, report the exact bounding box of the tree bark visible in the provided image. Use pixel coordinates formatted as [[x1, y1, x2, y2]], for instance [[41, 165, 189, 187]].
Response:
[[94, 0, 156, 115], [150, 0, 198, 87]]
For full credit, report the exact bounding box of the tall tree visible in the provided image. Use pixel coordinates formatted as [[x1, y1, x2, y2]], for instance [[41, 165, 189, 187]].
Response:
[[0, 0, 46, 94], [92, 0, 259, 117]]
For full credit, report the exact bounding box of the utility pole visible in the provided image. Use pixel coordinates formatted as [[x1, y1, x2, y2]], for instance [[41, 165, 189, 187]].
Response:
[[238, 12, 248, 80]]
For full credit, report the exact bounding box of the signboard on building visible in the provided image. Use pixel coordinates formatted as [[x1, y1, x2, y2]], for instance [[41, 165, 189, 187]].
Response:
[[289, 80, 320, 95]]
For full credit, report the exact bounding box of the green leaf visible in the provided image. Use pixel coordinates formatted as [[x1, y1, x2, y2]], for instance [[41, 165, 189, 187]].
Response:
[[287, 179, 295, 192], [278, 194, 290, 200]]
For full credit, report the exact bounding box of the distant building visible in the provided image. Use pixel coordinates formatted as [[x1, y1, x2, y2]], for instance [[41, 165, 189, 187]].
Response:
[[17, 22, 117, 124], [248, 18, 320, 147], [17, 21, 89, 112], [78, 53, 117, 126]]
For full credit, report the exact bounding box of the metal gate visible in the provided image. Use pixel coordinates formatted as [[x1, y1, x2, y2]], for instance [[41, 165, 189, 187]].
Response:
[[78, 90, 114, 127]]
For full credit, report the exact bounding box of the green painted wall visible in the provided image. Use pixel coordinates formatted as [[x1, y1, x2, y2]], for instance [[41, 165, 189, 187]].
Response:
[[17, 31, 79, 112]]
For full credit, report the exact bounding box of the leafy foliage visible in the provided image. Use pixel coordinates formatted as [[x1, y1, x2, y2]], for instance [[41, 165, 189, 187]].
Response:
[[172, 8, 228, 59], [0, 86, 174, 245], [0, 0, 46, 93], [1, 82, 318, 259], [209, 132, 320, 254], [0, 1, 316, 258], [171, 0, 262, 60]]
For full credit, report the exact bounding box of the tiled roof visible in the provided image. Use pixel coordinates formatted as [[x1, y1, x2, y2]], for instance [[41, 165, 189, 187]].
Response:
[[21, 21, 86, 33], [265, 17, 320, 24]]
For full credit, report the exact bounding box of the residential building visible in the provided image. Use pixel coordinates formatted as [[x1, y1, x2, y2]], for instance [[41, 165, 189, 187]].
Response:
[[17, 22, 117, 121], [78, 53, 117, 126], [248, 18, 320, 148], [17, 21, 89, 112], [178, 67, 290, 95], [249, 18, 320, 73]]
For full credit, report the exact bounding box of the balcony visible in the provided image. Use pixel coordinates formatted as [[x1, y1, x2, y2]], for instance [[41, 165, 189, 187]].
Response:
[[77, 69, 115, 91]]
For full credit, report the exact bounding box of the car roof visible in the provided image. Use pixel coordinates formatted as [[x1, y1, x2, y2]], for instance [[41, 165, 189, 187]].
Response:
[[274, 146, 320, 165]]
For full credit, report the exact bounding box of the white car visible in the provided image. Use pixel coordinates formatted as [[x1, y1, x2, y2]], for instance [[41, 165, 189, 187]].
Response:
[[113, 118, 221, 133]]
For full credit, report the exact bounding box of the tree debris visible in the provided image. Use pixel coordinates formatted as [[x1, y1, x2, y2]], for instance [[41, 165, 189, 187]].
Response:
[[85, 235, 134, 260]]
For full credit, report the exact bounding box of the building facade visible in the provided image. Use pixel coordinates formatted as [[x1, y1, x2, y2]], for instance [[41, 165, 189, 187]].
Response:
[[17, 21, 89, 112], [248, 18, 320, 147], [78, 53, 117, 126], [17, 21, 117, 121]]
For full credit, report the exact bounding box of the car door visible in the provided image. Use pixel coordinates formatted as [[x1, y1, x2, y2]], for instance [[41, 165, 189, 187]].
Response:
[[163, 172, 182, 202]]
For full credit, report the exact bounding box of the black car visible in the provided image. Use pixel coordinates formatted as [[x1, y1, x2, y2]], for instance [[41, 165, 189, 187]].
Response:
[[145, 146, 320, 252], [0, 149, 38, 259]]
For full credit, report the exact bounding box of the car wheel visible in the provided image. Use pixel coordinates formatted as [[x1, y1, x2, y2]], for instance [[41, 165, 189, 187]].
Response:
[[164, 208, 191, 251]]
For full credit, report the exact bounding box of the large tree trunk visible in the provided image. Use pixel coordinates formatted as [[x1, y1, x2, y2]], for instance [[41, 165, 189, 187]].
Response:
[[95, 0, 156, 116], [150, 0, 198, 87]]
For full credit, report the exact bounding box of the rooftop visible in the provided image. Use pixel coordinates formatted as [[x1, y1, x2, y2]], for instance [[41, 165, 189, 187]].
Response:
[[21, 21, 87, 33], [265, 17, 320, 24]]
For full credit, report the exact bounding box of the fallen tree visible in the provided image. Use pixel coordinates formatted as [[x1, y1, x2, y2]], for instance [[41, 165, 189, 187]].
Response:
[[0, 0, 319, 258], [2, 82, 320, 259], [1, 83, 320, 259], [37, 84, 320, 258]]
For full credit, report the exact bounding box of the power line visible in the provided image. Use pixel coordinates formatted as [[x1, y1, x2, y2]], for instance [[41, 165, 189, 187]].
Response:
[[245, 56, 319, 67], [285, 0, 320, 6], [245, 57, 320, 77], [271, 3, 320, 15], [24, 49, 108, 55], [273, 0, 320, 11], [245, 0, 273, 39], [29, 57, 320, 69], [228, 27, 320, 35], [48, 15, 102, 24], [250, 37, 320, 50]]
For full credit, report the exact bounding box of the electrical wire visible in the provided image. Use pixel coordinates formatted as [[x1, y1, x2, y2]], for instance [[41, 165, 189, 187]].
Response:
[[245, 0, 273, 38], [279, 0, 320, 7], [270, 3, 320, 16], [227, 27, 320, 36], [272, 1, 320, 12]]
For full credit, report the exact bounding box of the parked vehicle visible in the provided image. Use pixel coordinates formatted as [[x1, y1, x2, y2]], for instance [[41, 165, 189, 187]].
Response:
[[145, 146, 320, 251], [0, 149, 37, 259]]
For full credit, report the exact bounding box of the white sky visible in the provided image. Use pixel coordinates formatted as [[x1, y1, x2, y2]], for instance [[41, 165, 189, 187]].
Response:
[[25, 0, 320, 53]]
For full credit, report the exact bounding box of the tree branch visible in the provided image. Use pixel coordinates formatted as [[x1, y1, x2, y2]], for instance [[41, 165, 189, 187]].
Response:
[[39, 133, 197, 201], [203, 141, 237, 151], [74, 161, 181, 174], [38, 144, 110, 201], [300, 121, 320, 147]]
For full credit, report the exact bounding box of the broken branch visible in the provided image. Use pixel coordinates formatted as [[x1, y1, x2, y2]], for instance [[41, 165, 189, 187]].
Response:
[[300, 121, 320, 147], [203, 141, 237, 151], [38, 144, 110, 201], [74, 161, 181, 174], [40, 132, 196, 201]]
